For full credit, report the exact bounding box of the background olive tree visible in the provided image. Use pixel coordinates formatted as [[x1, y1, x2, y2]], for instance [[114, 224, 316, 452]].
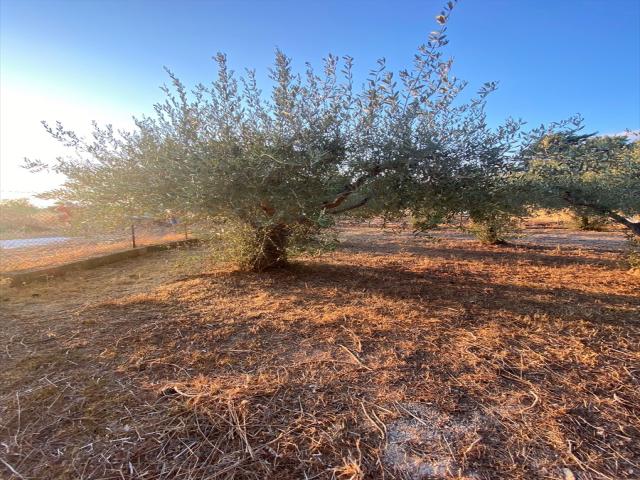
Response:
[[399, 106, 585, 244], [518, 132, 640, 237]]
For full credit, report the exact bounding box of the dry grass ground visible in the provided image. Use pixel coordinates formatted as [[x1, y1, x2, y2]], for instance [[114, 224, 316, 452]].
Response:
[[0, 231, 186, 273], [0, 227, 638, 479]]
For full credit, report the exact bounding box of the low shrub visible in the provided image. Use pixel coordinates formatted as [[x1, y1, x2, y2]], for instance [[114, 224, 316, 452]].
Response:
[[569, 214, 609, 231], [468, 213, 520, 245]]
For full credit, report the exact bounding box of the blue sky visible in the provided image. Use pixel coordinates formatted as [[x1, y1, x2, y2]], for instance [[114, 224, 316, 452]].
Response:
[[1, 0, 639, 198]]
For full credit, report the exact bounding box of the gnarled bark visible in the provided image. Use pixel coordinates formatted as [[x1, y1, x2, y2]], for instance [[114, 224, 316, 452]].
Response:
[[247, 223, 289, 272], [608, 211, 640, 237], [562, 192, 640, 237]]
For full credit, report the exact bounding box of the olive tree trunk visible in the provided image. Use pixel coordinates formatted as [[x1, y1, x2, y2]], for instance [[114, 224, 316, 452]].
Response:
[[248, 224, 289, 272]]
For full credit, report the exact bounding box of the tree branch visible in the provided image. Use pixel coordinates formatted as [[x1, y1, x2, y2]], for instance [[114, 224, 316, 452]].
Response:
[[326, 196, 370, 215], [259, 200, 276, 217], [607, 212, 640, 236], [321, 166, 382, 210], [562, 191, 640, 236]]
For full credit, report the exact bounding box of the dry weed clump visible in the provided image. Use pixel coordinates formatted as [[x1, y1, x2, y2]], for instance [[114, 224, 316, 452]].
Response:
[[1, 227, 639, 479]]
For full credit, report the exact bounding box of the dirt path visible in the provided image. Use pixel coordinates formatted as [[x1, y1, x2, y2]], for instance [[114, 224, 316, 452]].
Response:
[[339, 223, 630, 252], [517, 228, 628, 251], [338, 226, 630, 255]]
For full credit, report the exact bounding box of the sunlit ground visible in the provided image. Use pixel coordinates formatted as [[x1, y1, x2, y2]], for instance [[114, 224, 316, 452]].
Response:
[[0, 231, 186, 273], [1, 226, 638, 479]]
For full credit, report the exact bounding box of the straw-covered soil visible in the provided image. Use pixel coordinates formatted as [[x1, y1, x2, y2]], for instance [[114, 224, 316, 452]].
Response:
[[0, 231, 186, 274], [1, 227, 639, 479]]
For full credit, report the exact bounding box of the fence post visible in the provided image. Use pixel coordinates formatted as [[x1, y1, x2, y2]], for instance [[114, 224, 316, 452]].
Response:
[[131, 223, 136, 248], [184, 223, 188, 240]]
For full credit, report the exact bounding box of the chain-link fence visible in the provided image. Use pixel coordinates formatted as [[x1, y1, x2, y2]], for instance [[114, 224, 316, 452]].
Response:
[[0, 200, 192, 274]]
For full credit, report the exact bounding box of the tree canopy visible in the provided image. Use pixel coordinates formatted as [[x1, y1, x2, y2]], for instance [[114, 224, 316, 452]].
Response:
[[27, 1, 637, 268], [519, 133, 640, 236]]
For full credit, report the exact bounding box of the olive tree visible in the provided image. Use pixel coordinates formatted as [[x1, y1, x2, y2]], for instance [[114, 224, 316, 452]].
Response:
[[403, 113, 532, 245], [26, 1, 569, 268], [519, 133, 640, 237], [24, 3, 432, 267], [398, 108, 584, 244]]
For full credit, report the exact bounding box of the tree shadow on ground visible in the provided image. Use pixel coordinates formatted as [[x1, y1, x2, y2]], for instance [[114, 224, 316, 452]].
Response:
[[340, 235, 623, 268], [6, 240, 635, 479], [78, 265, 636, 479], [242, 261, 640, 328]]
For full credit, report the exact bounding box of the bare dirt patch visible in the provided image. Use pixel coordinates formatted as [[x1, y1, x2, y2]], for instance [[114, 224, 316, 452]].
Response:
[[383, 403, 485, 479], [410, 227, 628, 252], [1, 228, 638, 479]]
